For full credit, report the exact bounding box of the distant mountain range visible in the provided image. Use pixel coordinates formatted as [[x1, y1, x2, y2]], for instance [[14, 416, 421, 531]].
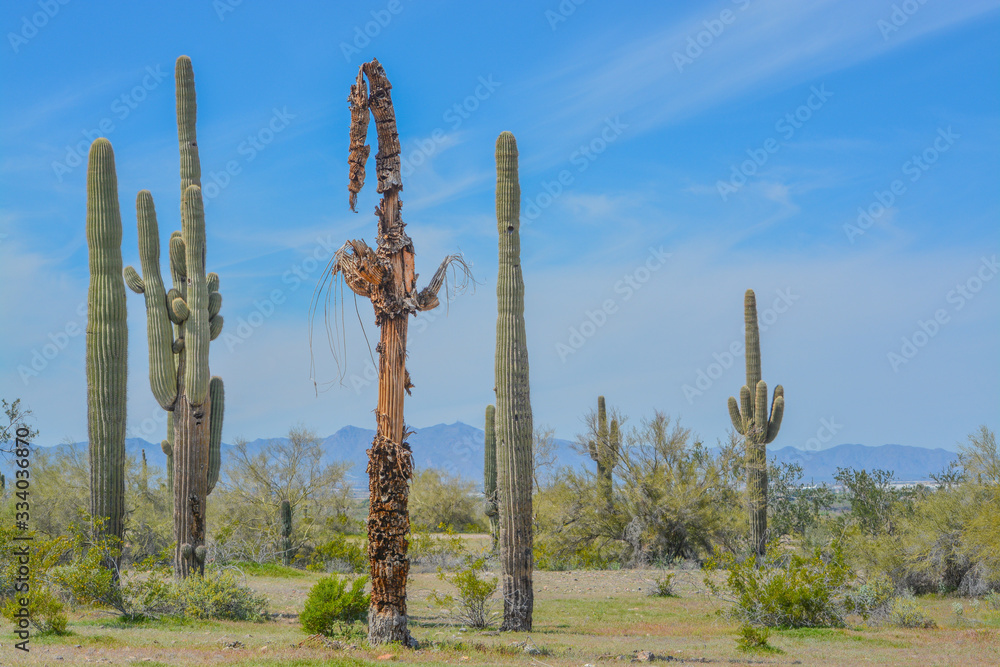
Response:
[[5, 423, 957, 487], [770, 443, 956, 483]]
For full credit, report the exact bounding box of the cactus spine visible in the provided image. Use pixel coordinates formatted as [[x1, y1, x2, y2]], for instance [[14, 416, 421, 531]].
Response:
[[85, 138, 128, 562], [124, 56, 224, 578], [494, 131, 534, 631], [280, 499, 293, 566], [728, 289, 784, 559], [587, 396, 619, 509], [483, 404, 499, 550]]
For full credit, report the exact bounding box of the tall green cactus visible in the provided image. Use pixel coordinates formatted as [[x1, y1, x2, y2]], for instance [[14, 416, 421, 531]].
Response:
[[280, 499, 293, 566], [85, 137, 128, 563], [124, 56, 224, 578], [587, 396, 619, 509], [728, 289, 785, 559], [494, 131, 534, 632], [483, 404, 498, 550]]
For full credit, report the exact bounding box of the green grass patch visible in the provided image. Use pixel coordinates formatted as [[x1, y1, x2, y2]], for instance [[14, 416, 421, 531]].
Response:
[[225, 561, 307, 578]]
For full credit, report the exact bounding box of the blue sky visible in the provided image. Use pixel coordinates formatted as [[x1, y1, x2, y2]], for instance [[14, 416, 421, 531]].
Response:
[[2, 0, 998, 456]]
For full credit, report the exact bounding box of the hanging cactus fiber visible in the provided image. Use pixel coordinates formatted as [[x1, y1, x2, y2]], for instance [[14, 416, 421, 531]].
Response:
[[85, 137, 128, 562], [124, 55, 225, 578], [728, 289, 784, 559]]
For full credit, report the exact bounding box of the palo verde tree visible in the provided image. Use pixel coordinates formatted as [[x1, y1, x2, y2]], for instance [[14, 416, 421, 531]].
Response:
[[727, 289, 784, 559], [124, 56, 225, 578], [331, 58, 464, 646], [494, 131, 534, 631]]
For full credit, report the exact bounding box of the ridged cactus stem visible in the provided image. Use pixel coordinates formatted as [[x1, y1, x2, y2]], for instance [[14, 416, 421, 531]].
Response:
[[280, 499, 293, 566], [484, 405, 498, 551], [727, 289, 785, 559], [587, 396, 617, 509], [176, 56, 201, 193], [494, 131, 534, 632], [124, 56, 224, 578], [207, 376, 224, 494], [85, 138, 128, 566]]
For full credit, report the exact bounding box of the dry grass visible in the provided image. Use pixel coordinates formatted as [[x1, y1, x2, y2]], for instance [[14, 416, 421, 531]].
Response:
[[4, 568, 1000, 666]]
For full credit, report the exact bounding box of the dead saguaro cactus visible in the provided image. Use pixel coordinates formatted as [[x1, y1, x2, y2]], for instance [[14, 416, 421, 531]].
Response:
[[331, 58, 465, 646], [494, 130, 534, 631], [728, 289, 784, 559]]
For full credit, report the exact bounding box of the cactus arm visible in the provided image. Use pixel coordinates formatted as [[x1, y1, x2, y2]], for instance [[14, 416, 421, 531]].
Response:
[[744, 289, 761, 391], [133, 190, 179, 410], [753, 380, 769, 441], [765, 386, 784, 444], [739, 385, 753, 427], [209, 315, 224, 340], [176, 56, 201, 194], [123, 266, 145, 293], [609, 417, 620, 464], [208, 291, 222, 317], [347, 66, 370, 212], [207, 376, 224, 494], [181, 184, 210, 405], [207, 272, 219, 292], [728, 396, 745, 434]]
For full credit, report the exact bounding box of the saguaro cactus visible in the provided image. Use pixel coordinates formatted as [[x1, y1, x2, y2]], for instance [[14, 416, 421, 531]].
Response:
[[587, 396, 619, 509], [494, 131, 534, 632], [483, 404, 499, 550], [280, 499, 293, 566], [728, 289, 784, 559], [85, 138, 128, 562], [124, 56, 225, 578], [332, 59, 461, 646]]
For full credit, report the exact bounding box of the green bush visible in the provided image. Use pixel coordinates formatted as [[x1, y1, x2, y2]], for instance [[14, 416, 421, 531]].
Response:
[[308, 534, 367, 574], [409, 526, 469, 571], [706, 544, 851, 628], [650, 572, 677, 597], [428, 556, 498, 628], [171, 570, 269, 621], [736, 624, 773, 652], [844, 575, 897, 623], [300, 574, 369, 637], [888, 594, 936, 628]]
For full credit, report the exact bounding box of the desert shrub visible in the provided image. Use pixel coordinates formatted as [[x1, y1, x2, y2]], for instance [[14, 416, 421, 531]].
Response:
[[844, 575, 897, 624], [308, 534, 367, 574], [300, 574, 369, 636], [706, 543, 851, 628], [535, 414, 743, 569], [767, 461, 835, 539], [428, 556, 499, 629], [409, 469, 485, 533], [409, 526, 469, 571], [887, 594, 936, 628], [171, 570, 269, 621], [212, 428, 354, 565], [736, 624, 773, 652], [0, 514, 71, 634], [650, 572, 677, 597]]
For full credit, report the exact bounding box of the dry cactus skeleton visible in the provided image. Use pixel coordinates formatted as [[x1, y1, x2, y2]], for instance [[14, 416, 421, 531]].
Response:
[[327, 58, 468, 646]]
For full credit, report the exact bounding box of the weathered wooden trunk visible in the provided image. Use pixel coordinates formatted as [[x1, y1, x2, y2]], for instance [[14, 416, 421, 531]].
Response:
[[335, 59, 461, 646]]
